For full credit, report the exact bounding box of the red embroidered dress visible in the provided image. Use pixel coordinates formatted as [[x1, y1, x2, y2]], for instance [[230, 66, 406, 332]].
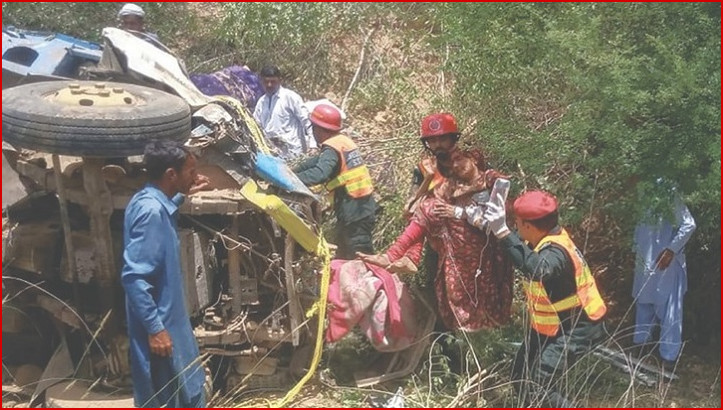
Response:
[[387, 188, 514, 332]]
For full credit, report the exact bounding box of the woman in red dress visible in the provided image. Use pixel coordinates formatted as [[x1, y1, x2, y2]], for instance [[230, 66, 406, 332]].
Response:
[[359, 149, 514, 332]]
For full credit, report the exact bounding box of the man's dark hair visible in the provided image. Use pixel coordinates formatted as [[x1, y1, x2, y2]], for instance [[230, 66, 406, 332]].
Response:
[[524, 210, 559, 232], [260, 65, 281, 78], [143, 140, 189, 180]]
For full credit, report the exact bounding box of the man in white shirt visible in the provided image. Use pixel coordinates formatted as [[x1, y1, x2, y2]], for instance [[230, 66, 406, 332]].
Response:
[[632, 184, 696, 371], [117, 3, 161, 44], [253, 65, 315, 160]]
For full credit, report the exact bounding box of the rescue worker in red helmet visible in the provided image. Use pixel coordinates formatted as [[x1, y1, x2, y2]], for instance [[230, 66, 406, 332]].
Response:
[[420, 113, 461, 154], [294, 104, 377, 259], [402, 113, 463, 324], [406, 113, 462, 215], [477, 189, 607, 407]]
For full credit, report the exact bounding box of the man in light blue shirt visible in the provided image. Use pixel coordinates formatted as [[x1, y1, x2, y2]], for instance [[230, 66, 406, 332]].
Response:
[[253, 65, 315, 160], [632, 193, 696, 370], [122, 141, 209, 407]]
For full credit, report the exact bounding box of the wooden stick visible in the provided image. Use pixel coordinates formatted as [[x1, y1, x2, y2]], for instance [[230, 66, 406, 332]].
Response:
[[341, 28, 376, 113]]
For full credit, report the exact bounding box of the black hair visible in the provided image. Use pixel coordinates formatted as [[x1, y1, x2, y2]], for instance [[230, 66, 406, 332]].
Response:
[[421, 133, 460, 153], [143, 140, 190, 180], [524, 210, 559, 232], [260, 65, 281, 78]]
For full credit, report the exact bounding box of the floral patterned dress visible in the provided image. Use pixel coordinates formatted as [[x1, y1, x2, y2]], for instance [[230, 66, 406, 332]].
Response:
[[387, 175, 514, 331]]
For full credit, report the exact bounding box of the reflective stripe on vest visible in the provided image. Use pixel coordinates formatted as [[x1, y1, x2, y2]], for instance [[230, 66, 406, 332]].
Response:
[[523, 229, 607, 337], [322, 135, 374, 198]]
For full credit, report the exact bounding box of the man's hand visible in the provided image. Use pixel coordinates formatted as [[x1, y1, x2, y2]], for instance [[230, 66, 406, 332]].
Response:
[[149, 329, 173, 357], [189, 174, 211, 195], [432, 202, 460, 219], [465, 204, 485, 229], [654, 248, 675, 271], [483, 194, 511, 238]]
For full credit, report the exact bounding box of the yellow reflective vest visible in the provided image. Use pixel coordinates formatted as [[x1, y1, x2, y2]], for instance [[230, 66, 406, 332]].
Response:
[[523, 229, 607, 337], [322, 135, 374, 198]]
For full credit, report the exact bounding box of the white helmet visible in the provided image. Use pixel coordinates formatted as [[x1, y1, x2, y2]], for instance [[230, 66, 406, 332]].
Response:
[[118, 3, 145, 18]]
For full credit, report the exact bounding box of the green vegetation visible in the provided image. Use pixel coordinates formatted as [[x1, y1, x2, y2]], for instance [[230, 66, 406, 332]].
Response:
[[3, 2, 719, 407], [439, 3, 720, 232], [436, 2, 720, 346]]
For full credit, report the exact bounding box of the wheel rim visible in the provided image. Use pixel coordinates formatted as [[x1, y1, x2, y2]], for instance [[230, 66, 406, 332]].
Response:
[[46, 82, 142, 108]]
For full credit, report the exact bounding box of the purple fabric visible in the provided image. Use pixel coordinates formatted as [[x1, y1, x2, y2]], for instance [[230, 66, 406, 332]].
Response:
[[190, 65, 264, 110]]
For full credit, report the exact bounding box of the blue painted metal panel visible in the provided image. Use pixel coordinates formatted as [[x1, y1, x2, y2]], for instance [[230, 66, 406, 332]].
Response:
[[254, 152, 318, 198], [2, 26, 102, 84]]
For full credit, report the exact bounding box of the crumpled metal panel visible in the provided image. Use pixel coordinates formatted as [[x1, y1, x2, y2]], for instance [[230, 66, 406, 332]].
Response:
[[102, 27, 211, 108]]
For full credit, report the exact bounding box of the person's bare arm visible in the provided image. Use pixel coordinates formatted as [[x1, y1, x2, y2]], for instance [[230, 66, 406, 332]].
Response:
[[356, 252, 391, 268], [357, 252, 418, 274], [654, 248, 675, 270], [189, 174, 211, 195], [387, 256, 418, 274]]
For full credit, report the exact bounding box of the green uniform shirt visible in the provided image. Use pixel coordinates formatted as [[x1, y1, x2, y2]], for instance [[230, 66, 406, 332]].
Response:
[[294, 147, 377, 225], [500, 227, 592, 329]]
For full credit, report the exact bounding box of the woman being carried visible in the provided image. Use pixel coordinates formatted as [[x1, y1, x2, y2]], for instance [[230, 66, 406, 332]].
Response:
[[359, 148, 514, 332]]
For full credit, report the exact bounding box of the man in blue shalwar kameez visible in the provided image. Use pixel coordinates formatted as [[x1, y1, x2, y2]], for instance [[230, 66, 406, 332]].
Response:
[[632, 195, 696, 370], [122, 141, 209, 408]]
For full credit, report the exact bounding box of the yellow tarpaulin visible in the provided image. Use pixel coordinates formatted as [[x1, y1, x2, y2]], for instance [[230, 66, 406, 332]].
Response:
[[239, 180, 319, 253], [239, 179, 330, 408]]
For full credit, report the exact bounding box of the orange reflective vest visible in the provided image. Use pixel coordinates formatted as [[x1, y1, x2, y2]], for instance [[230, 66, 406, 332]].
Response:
[[418, 157, 445, 192], [523, 229, 607, 337], [322, 134, 374, 198]]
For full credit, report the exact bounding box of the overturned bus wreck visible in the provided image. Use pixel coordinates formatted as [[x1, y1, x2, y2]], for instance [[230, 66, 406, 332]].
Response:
[[2, 28, 327, 406]]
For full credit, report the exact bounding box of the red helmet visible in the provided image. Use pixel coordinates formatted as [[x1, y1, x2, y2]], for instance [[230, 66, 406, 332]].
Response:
[[420, 113, 460, 140], [310, 104, 342, 131]]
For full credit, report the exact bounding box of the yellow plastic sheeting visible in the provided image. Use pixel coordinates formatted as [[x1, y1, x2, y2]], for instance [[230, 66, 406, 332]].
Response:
[[274, 235, 331, 408], [239, 180, 319, 253], [211, 95, 271, 154], [237, 179, 331, 408]]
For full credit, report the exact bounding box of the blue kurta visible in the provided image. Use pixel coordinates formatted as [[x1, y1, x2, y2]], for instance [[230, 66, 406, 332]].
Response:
[[632, 198, 696, 360], [121, 184, 205, 408]]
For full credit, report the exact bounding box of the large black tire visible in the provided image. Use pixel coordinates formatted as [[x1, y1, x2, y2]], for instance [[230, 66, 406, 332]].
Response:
[[2, 80, 191, 157]]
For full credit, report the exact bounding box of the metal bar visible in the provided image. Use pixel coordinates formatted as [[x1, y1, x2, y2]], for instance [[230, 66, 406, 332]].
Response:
[[81, 158, 117, 335], [182, 215, 274, 262], [52, 154, 83, 318], [53, 154, 95, 378], [591, 349, 657, 387], [227, 215, 243, 316], [284, 234, 301, 346], [594, 345, 678, 381]]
